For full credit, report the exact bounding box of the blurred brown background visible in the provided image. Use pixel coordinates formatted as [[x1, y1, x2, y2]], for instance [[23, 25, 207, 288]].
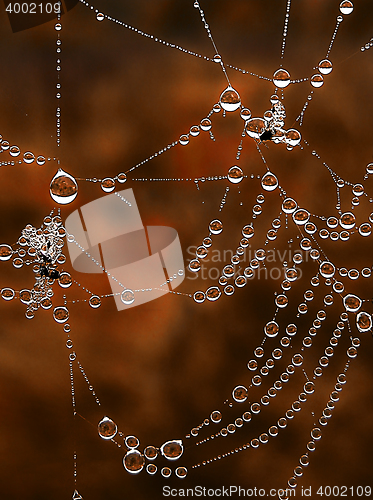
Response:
[[0, 1, 372, 498]]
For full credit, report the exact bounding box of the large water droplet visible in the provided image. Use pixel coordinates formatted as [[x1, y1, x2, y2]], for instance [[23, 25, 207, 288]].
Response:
[[318, 59, 333, 75], [160, 440, 184, 460], [175, 467, 188, 478], [50, 168, 78, 205], [121, 289, 135, 305], [232, 385, 248, 402], [123, 450, 145, 474], [264, 320, 279, 337], [343, 294, 362, 312], [356, 311, 372, 332], [210, 410, 222, 423], [319, 261, 335, 278], [261, 172, 278, 191], [206, 286, 221, 301], [273, 69, 291, 88], [98, 416, 117, 439], [282, 198, 297, 214], [292, 209, 310, 225], [228, 166, 244, 183], [101, 178, 115, 193], [53, 306, 69, 323], [339, 212, 355, 229], [339, 0, 353, 14], [285, 129, 301, 146], [310, 74, 324, 88], [246, 118, 266, 139], [1, 287, 15, 300], [0, 244, 13, 261], [219, 86, 241, 112], [209, 219, 223, 235], [144, 446, 158, 460]]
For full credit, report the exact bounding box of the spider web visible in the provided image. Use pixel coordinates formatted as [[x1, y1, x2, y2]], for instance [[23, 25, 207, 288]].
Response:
[[0, 1, 372, 499]]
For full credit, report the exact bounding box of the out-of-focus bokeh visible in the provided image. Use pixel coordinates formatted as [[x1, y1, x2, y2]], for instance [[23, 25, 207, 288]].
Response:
[[0, 1, 372, 499]]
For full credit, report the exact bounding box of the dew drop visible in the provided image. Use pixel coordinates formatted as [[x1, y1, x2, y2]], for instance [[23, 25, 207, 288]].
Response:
[[261, 172, 278, 191], [121, 289, 135, 305], [339, 0, 353, 14], [273, 68, 291, 88], [53, 306, 69, 323], [98, 416, 117, 440], [0, 244, 13, 261], [232, 385, 248, 402], [160, 440, 184, 461], [50, 168, 78, 205], [209, 219, 223, 235], [228, 166, 244, 183], [310, 74, 324, 88], [89, 295, 101, 308], [219, 86, 241, 112], [101, 178, 115, 193], [123, 450, 145, 474]]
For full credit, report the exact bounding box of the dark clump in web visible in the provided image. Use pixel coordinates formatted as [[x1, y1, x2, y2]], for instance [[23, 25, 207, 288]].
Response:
[[260, 129, 273, 142]]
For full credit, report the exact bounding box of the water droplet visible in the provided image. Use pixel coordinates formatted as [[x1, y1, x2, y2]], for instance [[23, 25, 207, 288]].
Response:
[[200, 118, 212, 131], [125, 435, 139, 449], [246, 118, 266, 139], [264, 320, 280, 337], [310, 74, 324, 88], [261, 172, 278, 191], [359, 223, 371, 236], [54, 23, 62, 31], [193, 291, 205, 303], [161, 467, 172, 478], [311, 427, 322, 440], [144, 446, 158, 460], [23, 151, 35, 164], [89, 295, 101, 308], [121, 289, 135, 305], [72, 490, 83, 500], [98, 416, 117, 440], [209, 219, 223, 235], [123, 450, 145, 474], [240, 108, 251, 120], [189, 259, 201, 272], [50, 168, 78, 205], [319, 261, 335, 278], [292, 209, 310, 225], [101, 178, 115, 193], [9, 145, 20, 157], [1, 287, 15, 300], [232, 385, 248, 402], [285, 129, 301, 146], [339, 212, 355, 229], [210, 410, 222, 423], [58, 272, 73, 288], [219, 86, 241, 112], [228, 166, 244, 183], [0, 244, 13, 261], [304, 382, 315, 394], [146, 463, 157, 475], [160, 440, 183, 460], [273, 68, 291, 88], [206, 287, 221, 301], [340, 0, 353, 14], [356, 311, 372, 332], [53, 306, 69, 323], [318, 59, 333, 75], [96, 12, 104, 21], [343, 294, 362, 312], [175, 466, 188, 478]]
